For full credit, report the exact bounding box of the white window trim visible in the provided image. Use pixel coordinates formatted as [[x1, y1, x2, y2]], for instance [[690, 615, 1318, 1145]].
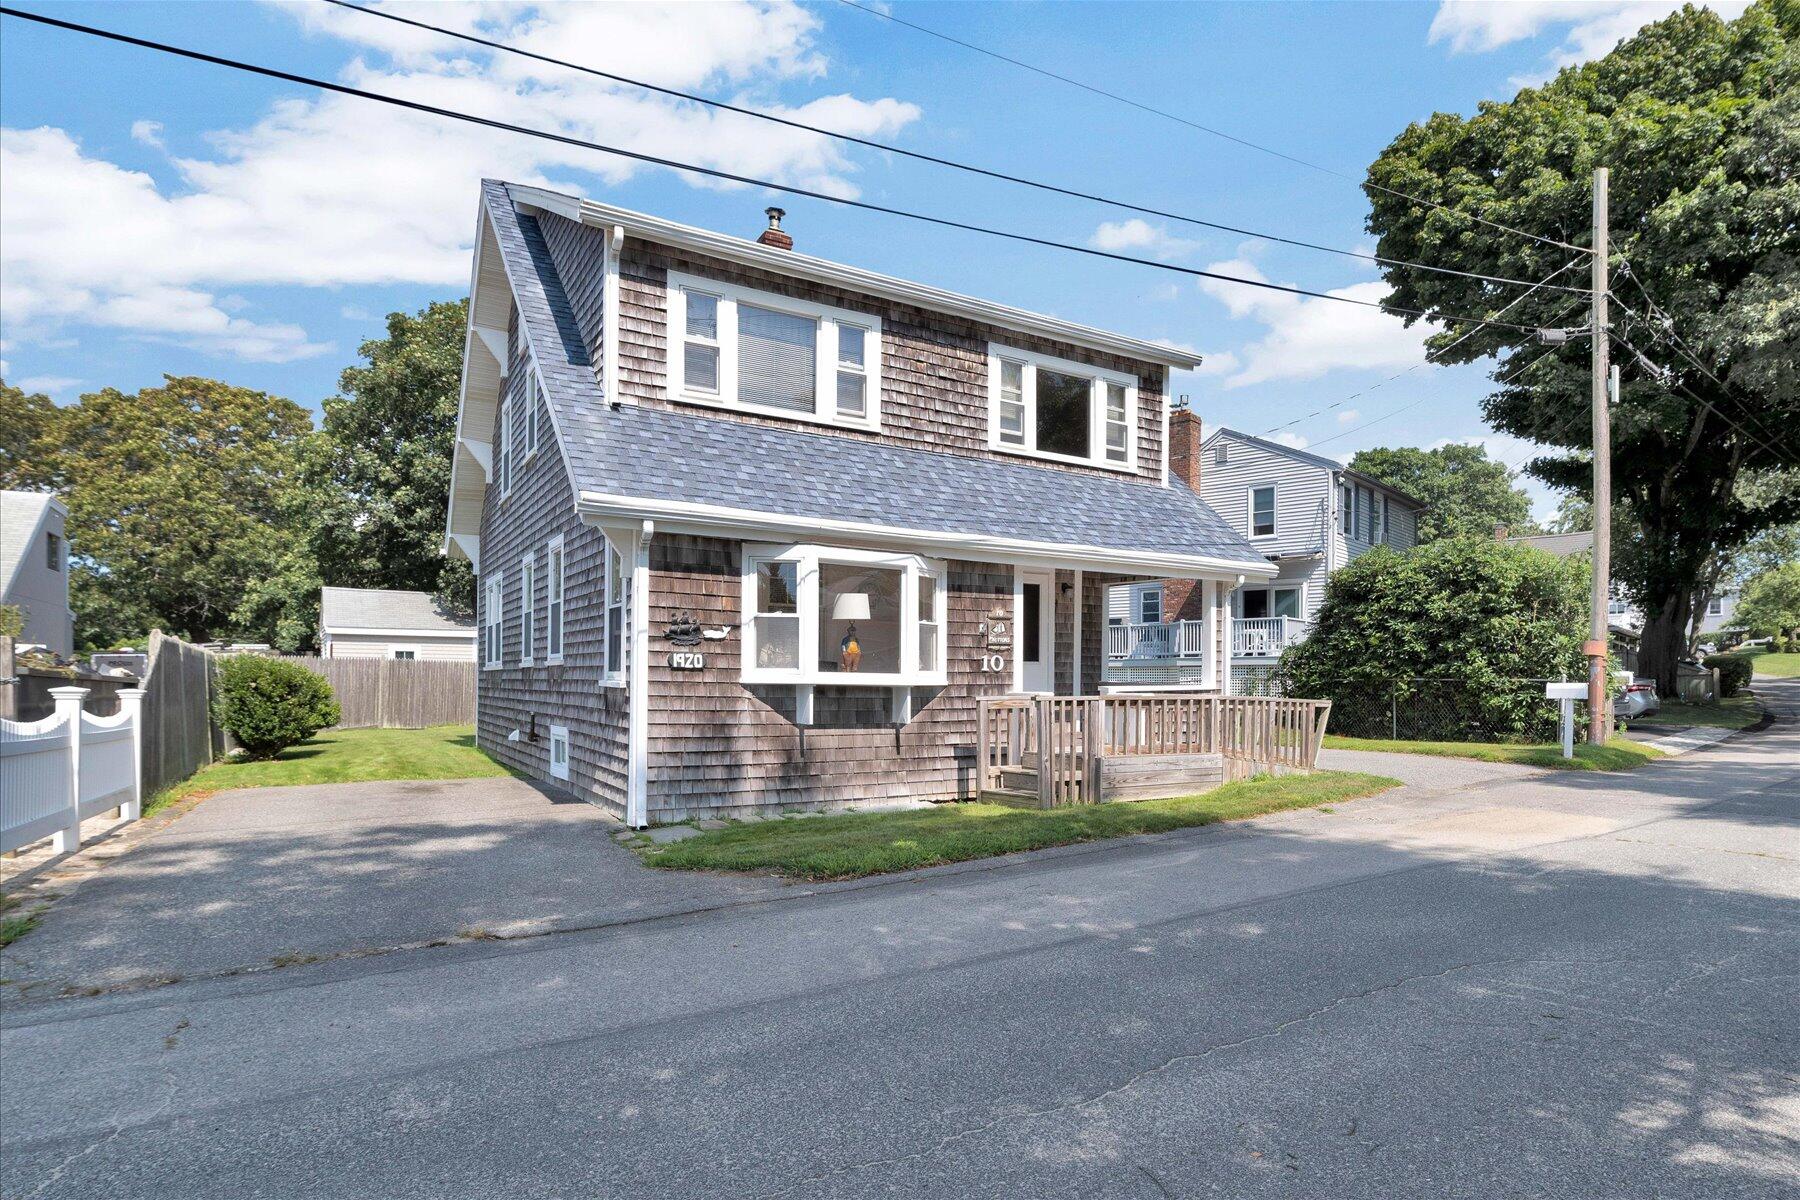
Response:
[[1247, 483, 1278, 540], [985, 344, 1139, 473], [521, 364, 541, 463], [1136, 584, 1163, 626], [387, 644, 419, 661], [740, 543, 948, 688], [1239, 584, 1305, 621], [498, 395, 513, 501], [545, 533, 565, 666], [519, 551, 536, 667], [600, 536, 627, 688], [483, 575, 503, 670], [665, 271, 883, 431], [548, 724, 570, 781]]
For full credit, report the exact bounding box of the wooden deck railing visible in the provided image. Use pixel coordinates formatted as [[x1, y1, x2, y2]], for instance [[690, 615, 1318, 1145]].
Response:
[[977, 693, 1333, 805]]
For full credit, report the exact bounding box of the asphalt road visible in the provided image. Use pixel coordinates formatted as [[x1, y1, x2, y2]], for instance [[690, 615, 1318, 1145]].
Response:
[[3, 680, 1796, 1199]]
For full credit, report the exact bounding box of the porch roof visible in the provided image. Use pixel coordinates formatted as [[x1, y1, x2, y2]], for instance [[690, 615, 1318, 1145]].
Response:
[[482, 180, 1272, 577]]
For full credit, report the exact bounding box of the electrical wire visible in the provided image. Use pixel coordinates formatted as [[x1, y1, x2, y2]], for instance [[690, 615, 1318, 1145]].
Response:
[[318, 0, 1590, 297], [0, 5, 1558, 337], [834, 0, 1594, 257]]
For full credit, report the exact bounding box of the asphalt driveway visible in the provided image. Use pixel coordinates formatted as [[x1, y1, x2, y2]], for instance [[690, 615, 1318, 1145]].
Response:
[[1, 777, 779, 996]]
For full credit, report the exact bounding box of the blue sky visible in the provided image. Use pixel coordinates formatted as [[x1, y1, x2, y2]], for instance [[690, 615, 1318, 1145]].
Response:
[[0, 1, 1742, 519]]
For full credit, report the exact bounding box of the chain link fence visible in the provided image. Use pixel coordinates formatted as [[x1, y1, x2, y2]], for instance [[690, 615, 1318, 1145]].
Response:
[[1281, 677, 1566, 744]]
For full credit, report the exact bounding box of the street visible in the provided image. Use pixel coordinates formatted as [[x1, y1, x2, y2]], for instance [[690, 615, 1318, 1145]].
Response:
[[3, 681, 1796, 1199]]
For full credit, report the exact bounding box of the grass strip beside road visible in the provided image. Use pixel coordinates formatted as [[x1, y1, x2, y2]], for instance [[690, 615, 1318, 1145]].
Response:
[[145, 725, 508, 816], [1323, 735, 1662, 771], [1739, 648, 1800, 679], [1630, 696, 1765, 731], [643, 770, 1400, 881]]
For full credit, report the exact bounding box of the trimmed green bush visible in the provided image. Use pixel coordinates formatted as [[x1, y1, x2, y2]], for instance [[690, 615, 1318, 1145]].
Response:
[[213, 655, 340, 759], [1703, 653, 1754, 698]]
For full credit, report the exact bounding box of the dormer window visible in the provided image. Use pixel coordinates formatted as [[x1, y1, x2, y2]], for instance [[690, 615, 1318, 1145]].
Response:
[[986, 345, 1137, 471], [666, 272, 881, 430]]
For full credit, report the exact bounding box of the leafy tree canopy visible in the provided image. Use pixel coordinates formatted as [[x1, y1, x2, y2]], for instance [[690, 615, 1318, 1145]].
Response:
[[1363, 0, 1800, 688], [1735, 560, 1800, 636], [1349, 442, 1536, 541], [0, 381, 62, 490]]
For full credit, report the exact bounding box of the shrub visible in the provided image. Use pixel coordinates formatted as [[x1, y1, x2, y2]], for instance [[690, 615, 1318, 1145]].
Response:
[[213, 655, 340, 758], [1279, 540, 1589, 742], [1703, 653, 1754, 698]]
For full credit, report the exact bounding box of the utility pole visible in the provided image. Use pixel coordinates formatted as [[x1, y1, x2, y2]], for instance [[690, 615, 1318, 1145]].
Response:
[[1587, 167, 1611, 744]]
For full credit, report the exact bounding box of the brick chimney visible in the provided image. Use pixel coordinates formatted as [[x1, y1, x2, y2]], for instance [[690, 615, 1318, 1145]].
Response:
[[1168, 402, 1203, 492], [757, 206, 793, 250]]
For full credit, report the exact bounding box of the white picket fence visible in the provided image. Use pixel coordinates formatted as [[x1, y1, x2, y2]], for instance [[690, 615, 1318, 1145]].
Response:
[[1, 686, 145, 855]]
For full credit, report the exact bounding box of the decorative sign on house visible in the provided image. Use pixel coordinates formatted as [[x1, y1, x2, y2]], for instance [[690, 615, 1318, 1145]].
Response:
[[980, 608, 1012, 651], [664, 612, 703, 646]]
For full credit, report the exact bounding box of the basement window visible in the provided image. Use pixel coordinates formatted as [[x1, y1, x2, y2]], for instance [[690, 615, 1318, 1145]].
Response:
[[987, 345, 1137, 471], [741, 544, 947, 688]]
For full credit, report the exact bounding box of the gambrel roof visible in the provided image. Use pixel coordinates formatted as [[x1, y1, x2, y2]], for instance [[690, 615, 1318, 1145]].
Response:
[[446, 181, 1274, 579]]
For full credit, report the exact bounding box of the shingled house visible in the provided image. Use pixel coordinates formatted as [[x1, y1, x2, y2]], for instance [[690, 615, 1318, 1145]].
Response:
[[445, 180, 1274, 825]]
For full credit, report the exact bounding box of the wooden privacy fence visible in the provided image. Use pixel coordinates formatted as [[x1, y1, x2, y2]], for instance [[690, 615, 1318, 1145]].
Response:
[[977, 693, 1333, 808], [1, 686, 144, 854], [141, 630, 222, 798], [287, 657, 475, 729]]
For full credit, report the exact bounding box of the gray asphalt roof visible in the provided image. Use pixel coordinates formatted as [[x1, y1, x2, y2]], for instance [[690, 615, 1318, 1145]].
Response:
[[485, 180, 1268, 567], [319, 588, 475, 634], [2, 491, 61, 598]]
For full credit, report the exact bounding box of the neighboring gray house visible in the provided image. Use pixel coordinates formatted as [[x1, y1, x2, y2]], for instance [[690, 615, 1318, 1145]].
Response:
[[319, 587, 477, 661], [1, 491, 74, 657], [1106, 427, 1423, 690], [442, 180, 1272, 825]]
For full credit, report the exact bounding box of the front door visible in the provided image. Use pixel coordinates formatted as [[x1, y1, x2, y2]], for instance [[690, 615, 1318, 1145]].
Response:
[[1017, 570, 1056, 693]]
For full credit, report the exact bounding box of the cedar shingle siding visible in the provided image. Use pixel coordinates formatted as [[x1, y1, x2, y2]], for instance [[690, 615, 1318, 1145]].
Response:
[[477, 306, 628, 813]]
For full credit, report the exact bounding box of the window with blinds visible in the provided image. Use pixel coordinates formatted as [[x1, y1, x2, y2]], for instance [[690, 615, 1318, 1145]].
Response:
[[738, 303, 817, 412]]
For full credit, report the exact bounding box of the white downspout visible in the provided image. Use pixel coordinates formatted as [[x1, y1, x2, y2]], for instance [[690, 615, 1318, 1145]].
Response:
[[625, 519, 654, 827]]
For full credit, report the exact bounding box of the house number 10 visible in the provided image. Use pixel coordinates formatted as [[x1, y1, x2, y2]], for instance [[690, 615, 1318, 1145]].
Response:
[[982, 653, 1007, 672]]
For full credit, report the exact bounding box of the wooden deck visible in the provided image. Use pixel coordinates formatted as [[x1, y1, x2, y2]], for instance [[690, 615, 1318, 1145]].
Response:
[[976, 693, 1332, 808]]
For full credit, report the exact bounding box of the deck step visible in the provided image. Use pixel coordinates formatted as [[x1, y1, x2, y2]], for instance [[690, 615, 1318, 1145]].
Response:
[[978, 788, 1049, 809]]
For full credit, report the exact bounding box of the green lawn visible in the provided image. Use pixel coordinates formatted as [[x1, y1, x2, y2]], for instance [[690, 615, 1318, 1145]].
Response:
[[145, 725, 507, 816], [1628, 696, 1765, 730], [1739, 647, 1800, 678], [642, 770, 1400, 881], [1322, 735, 1663, 771]]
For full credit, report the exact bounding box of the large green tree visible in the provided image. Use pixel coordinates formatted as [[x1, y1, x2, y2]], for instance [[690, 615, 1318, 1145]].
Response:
[[0, 381, 62, 490], [41, 377, 313, 647], [1349, 443, 1535, 541], [1363, 0, 1800, 690]]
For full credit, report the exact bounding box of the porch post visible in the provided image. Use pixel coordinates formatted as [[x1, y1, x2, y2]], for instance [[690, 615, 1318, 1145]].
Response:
[[1071, 568, 1084, 696]]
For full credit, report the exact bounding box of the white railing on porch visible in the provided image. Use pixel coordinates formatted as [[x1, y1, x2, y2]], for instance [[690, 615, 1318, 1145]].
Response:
[[1, 686, 145, 854], [1106, 619, 1208, 659], [1234, 616, 1310, 658]]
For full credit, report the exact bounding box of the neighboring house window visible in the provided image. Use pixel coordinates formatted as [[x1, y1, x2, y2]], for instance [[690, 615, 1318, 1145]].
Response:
[[1241, 587, 1302, 620], [1708, 597, 1723, 616], [1341, 482, 1352, 536], [390, 647, 417, 661], [548, 725, 570, 781], [484, 575, 503, 668], [1249, 485, 1277, 538], [546, 534, 565, 664], [601, 538, 627, 686], [1137, 586, 1162, 625], [741, 544, 947, 686], [498, 396, 513, 499], [519, 551, 536, 667], [522, 366, 540, 461], [986, 346, 1137, 470], [666, 272, 881, 429], [45, 531, 62, 571]]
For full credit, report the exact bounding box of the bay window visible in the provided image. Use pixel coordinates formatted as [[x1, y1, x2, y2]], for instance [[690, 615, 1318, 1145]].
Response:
[[741, 545, 947, 686], [987, 346, 1137, 470], [667, 272, 881, 429]]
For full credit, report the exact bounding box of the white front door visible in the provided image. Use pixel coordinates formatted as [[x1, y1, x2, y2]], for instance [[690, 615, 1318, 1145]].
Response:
[[1016, 570, 1056, 693]]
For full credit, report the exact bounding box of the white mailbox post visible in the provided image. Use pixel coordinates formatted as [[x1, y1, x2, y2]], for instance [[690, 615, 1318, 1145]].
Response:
[[1545, 681, 1588, 759]]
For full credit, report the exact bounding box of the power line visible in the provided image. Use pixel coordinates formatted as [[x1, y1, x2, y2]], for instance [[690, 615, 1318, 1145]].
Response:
[[318, 0, 1587, 297], [0, 5, 1555, 338], [1305, 338, 1567, 451], [1606, 329, 1798, 462], [834, 0, 1593, 257]]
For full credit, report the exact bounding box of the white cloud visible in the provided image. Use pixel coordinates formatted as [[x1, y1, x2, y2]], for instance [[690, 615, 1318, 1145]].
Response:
[[1089, 219, 1198, 260], [2, 1, 920, 361], [1269, 431, 1311, 450], [15, 375, 82, 395], [1430, 2, 1750, 74], [130, 120, 165, 150], [1193, 350, 1240, 378], [1196, 257, 1435, 388], [1337, 409, 1360, 424]]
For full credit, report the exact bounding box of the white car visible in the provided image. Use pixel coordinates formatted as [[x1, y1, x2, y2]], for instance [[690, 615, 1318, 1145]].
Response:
[[1616, 679, 1661, 719]]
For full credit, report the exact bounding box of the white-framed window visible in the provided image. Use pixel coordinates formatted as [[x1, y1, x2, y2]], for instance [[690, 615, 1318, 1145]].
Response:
[[986, 345, 1138, 471], [388, 646, 417, 661], [519, 551, 536, 667], [546, 534, 565, 665], [497, 397, 513, 499], [666, 272, 882, 430], [741, 544, 948, 687], [1241, 586, 1303, 620], [601, 537, 627, 687], [548, 724, 570, 781], [1137, 585, 1163, 625], [1708, 597, 1724, 616], [1341, 482, 1352, 536], [522, 365, 540, 462], [1249, 485, 1277, 538], [1373, 494, 1386, 545], [483, 575, 503, 669]]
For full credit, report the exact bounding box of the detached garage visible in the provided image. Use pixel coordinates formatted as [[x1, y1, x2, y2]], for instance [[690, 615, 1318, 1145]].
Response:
[[319, 587, 478, 662]]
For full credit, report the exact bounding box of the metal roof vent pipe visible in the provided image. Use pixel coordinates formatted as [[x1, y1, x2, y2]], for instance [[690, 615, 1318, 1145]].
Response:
[[757, 206, 793, 250]]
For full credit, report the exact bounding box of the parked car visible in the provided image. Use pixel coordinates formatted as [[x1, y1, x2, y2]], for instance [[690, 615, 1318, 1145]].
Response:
[[1616, 679, 1661, 719]]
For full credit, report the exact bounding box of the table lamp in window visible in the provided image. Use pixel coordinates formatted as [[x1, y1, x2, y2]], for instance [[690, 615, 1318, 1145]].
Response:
[[832, 592, 871, 671]]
